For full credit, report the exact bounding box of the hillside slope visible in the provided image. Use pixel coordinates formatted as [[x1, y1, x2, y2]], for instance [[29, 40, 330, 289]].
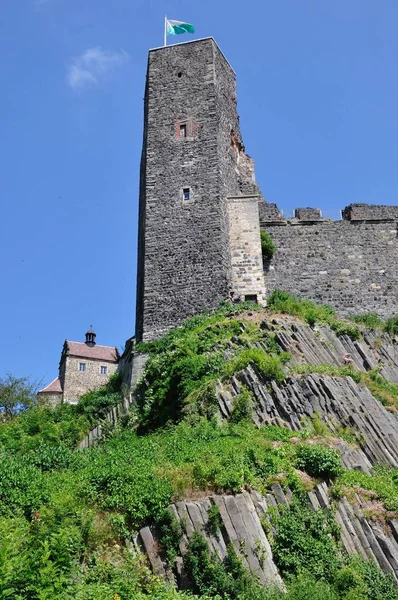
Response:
[[1, 293, 398, 599]]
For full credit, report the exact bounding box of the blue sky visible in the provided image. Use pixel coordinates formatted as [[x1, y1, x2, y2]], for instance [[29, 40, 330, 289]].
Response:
[[1, 0, 398, 385]]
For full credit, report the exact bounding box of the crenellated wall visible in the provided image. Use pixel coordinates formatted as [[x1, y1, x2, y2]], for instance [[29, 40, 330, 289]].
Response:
[[261, 203, 398, 318]]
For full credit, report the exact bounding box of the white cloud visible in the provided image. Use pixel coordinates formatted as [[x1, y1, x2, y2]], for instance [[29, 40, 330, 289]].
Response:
[[67, 47, 129, 91]]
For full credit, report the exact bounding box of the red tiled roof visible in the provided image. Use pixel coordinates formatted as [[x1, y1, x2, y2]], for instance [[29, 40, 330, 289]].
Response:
[[38, 377, 63, 394], [66, 341, 119, 363]]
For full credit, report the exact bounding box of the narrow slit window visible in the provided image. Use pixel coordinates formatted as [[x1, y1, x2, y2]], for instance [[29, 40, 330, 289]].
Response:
[[180, 123, 187, 138], [183, 188, 191, 201]]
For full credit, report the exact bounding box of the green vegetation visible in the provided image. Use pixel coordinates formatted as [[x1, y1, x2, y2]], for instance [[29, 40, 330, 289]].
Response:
[[292, 363, 362, 383], [333, 464, 398, 512], [0, 373, 39, 420], [136, 302, 289, 430], [385, 314, 398, 336], [267, 290, 362, 339], [351, 312, 384, 329], [260, 231, 276, 260], [362, 369, 398, 410], [295, 444, 342, 479], [1, 301, 398, 599], [230, 387, 253, 423], [271, 500, 398, 599]]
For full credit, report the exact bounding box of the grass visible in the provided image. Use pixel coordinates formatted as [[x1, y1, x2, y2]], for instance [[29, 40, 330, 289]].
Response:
[[333, 464, 398, 513], [267, 290, 362, 339]]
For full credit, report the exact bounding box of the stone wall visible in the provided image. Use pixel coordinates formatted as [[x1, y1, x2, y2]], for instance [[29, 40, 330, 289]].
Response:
[[135, 38, 263, 342], [261, 203, 398, 318], [342, 203, 398, 221], [227, 196, 266, 304], [63, 356, 118, 404]]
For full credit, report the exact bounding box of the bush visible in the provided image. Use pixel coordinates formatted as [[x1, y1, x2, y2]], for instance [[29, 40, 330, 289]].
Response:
[[225, 348, 287, 383], [295, 444, 342, 479], [137, 306, 290, 431], [156, 508, 183, 565], [329, 320, 361, 341], [230, 388, 253, 423], [351, 313, 384, 329], [385, 314, 398, 336], [76, 373, 123, 425], [260, 231, 276, 260], [272, 501, 341, 581]]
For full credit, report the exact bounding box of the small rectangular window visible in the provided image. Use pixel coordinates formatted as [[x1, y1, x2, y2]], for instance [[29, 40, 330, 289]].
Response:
[[100, 366, 108, 375], [244, 294, 258, 304], [180, 124, 187, 138], [183, 188, 191, 201], [79, 363, 86, 372]]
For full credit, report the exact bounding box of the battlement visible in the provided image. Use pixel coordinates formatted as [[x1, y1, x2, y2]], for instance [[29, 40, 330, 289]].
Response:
[[261, 202, 398, 319], [342, 203, 398, 222], [259, 202, 398, 224]]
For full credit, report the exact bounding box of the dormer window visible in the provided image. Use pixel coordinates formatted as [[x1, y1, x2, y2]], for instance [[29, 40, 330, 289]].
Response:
[[180, 123, 187, 138]]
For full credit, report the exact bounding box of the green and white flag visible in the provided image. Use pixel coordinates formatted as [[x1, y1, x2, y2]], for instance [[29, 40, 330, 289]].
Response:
[[166, 19, 195, 35]]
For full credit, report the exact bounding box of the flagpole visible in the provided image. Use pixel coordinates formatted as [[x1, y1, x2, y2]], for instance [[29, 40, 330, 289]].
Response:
[[164, 16, 167, 47]]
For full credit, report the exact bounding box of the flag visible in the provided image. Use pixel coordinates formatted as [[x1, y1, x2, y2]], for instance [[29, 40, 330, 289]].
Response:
[[166, 19, 195, 35]]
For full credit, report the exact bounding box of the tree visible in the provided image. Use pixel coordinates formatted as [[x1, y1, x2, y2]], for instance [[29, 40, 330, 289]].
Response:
[[0, 374, 38, 421]]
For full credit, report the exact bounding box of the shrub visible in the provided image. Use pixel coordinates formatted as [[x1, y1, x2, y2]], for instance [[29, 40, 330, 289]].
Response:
[[385, 314, 398, 336], [295, 444, 342, 479], [272, 501, 341, 581], [76, 373, 123, 425], [351, 313, 384, 329], [156, 508, 183, 565], [182, 380, 219, 424], [225, 348, 287, 383], [260, 231, 276, 260], [335, 555, 398, 600], [206, 503, 222, 538], [230, 388, 253, 423], [329, 320, 361, 341], [184, 532, 272, 598]]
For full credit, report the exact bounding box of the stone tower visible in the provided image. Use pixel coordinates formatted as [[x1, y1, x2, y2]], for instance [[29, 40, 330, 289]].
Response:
[[136, 38, 266, 342]]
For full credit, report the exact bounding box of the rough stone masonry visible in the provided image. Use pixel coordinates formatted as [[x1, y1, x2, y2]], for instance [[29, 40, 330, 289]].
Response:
[[261, 203, 398, 318], [135, 38, 266, 342]]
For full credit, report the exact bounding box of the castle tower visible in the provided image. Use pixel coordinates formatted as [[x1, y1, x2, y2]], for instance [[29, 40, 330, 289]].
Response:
[[136, 38, 266, 342]]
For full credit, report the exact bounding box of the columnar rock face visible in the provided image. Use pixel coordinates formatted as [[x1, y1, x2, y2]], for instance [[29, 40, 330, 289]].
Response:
[[261, 204, 398, 318], [135, 38, 263, 342]]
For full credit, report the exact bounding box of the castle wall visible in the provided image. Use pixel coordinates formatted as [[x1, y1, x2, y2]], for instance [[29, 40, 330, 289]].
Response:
[[135, 38, 262, 342], [62, 356, 118, 404], [261, 204, 398, 318], [227, 196, 266, 304]]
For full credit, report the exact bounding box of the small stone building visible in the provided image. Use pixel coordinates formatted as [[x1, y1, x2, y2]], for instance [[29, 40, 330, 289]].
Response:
[[38, 329, 119, 405]]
